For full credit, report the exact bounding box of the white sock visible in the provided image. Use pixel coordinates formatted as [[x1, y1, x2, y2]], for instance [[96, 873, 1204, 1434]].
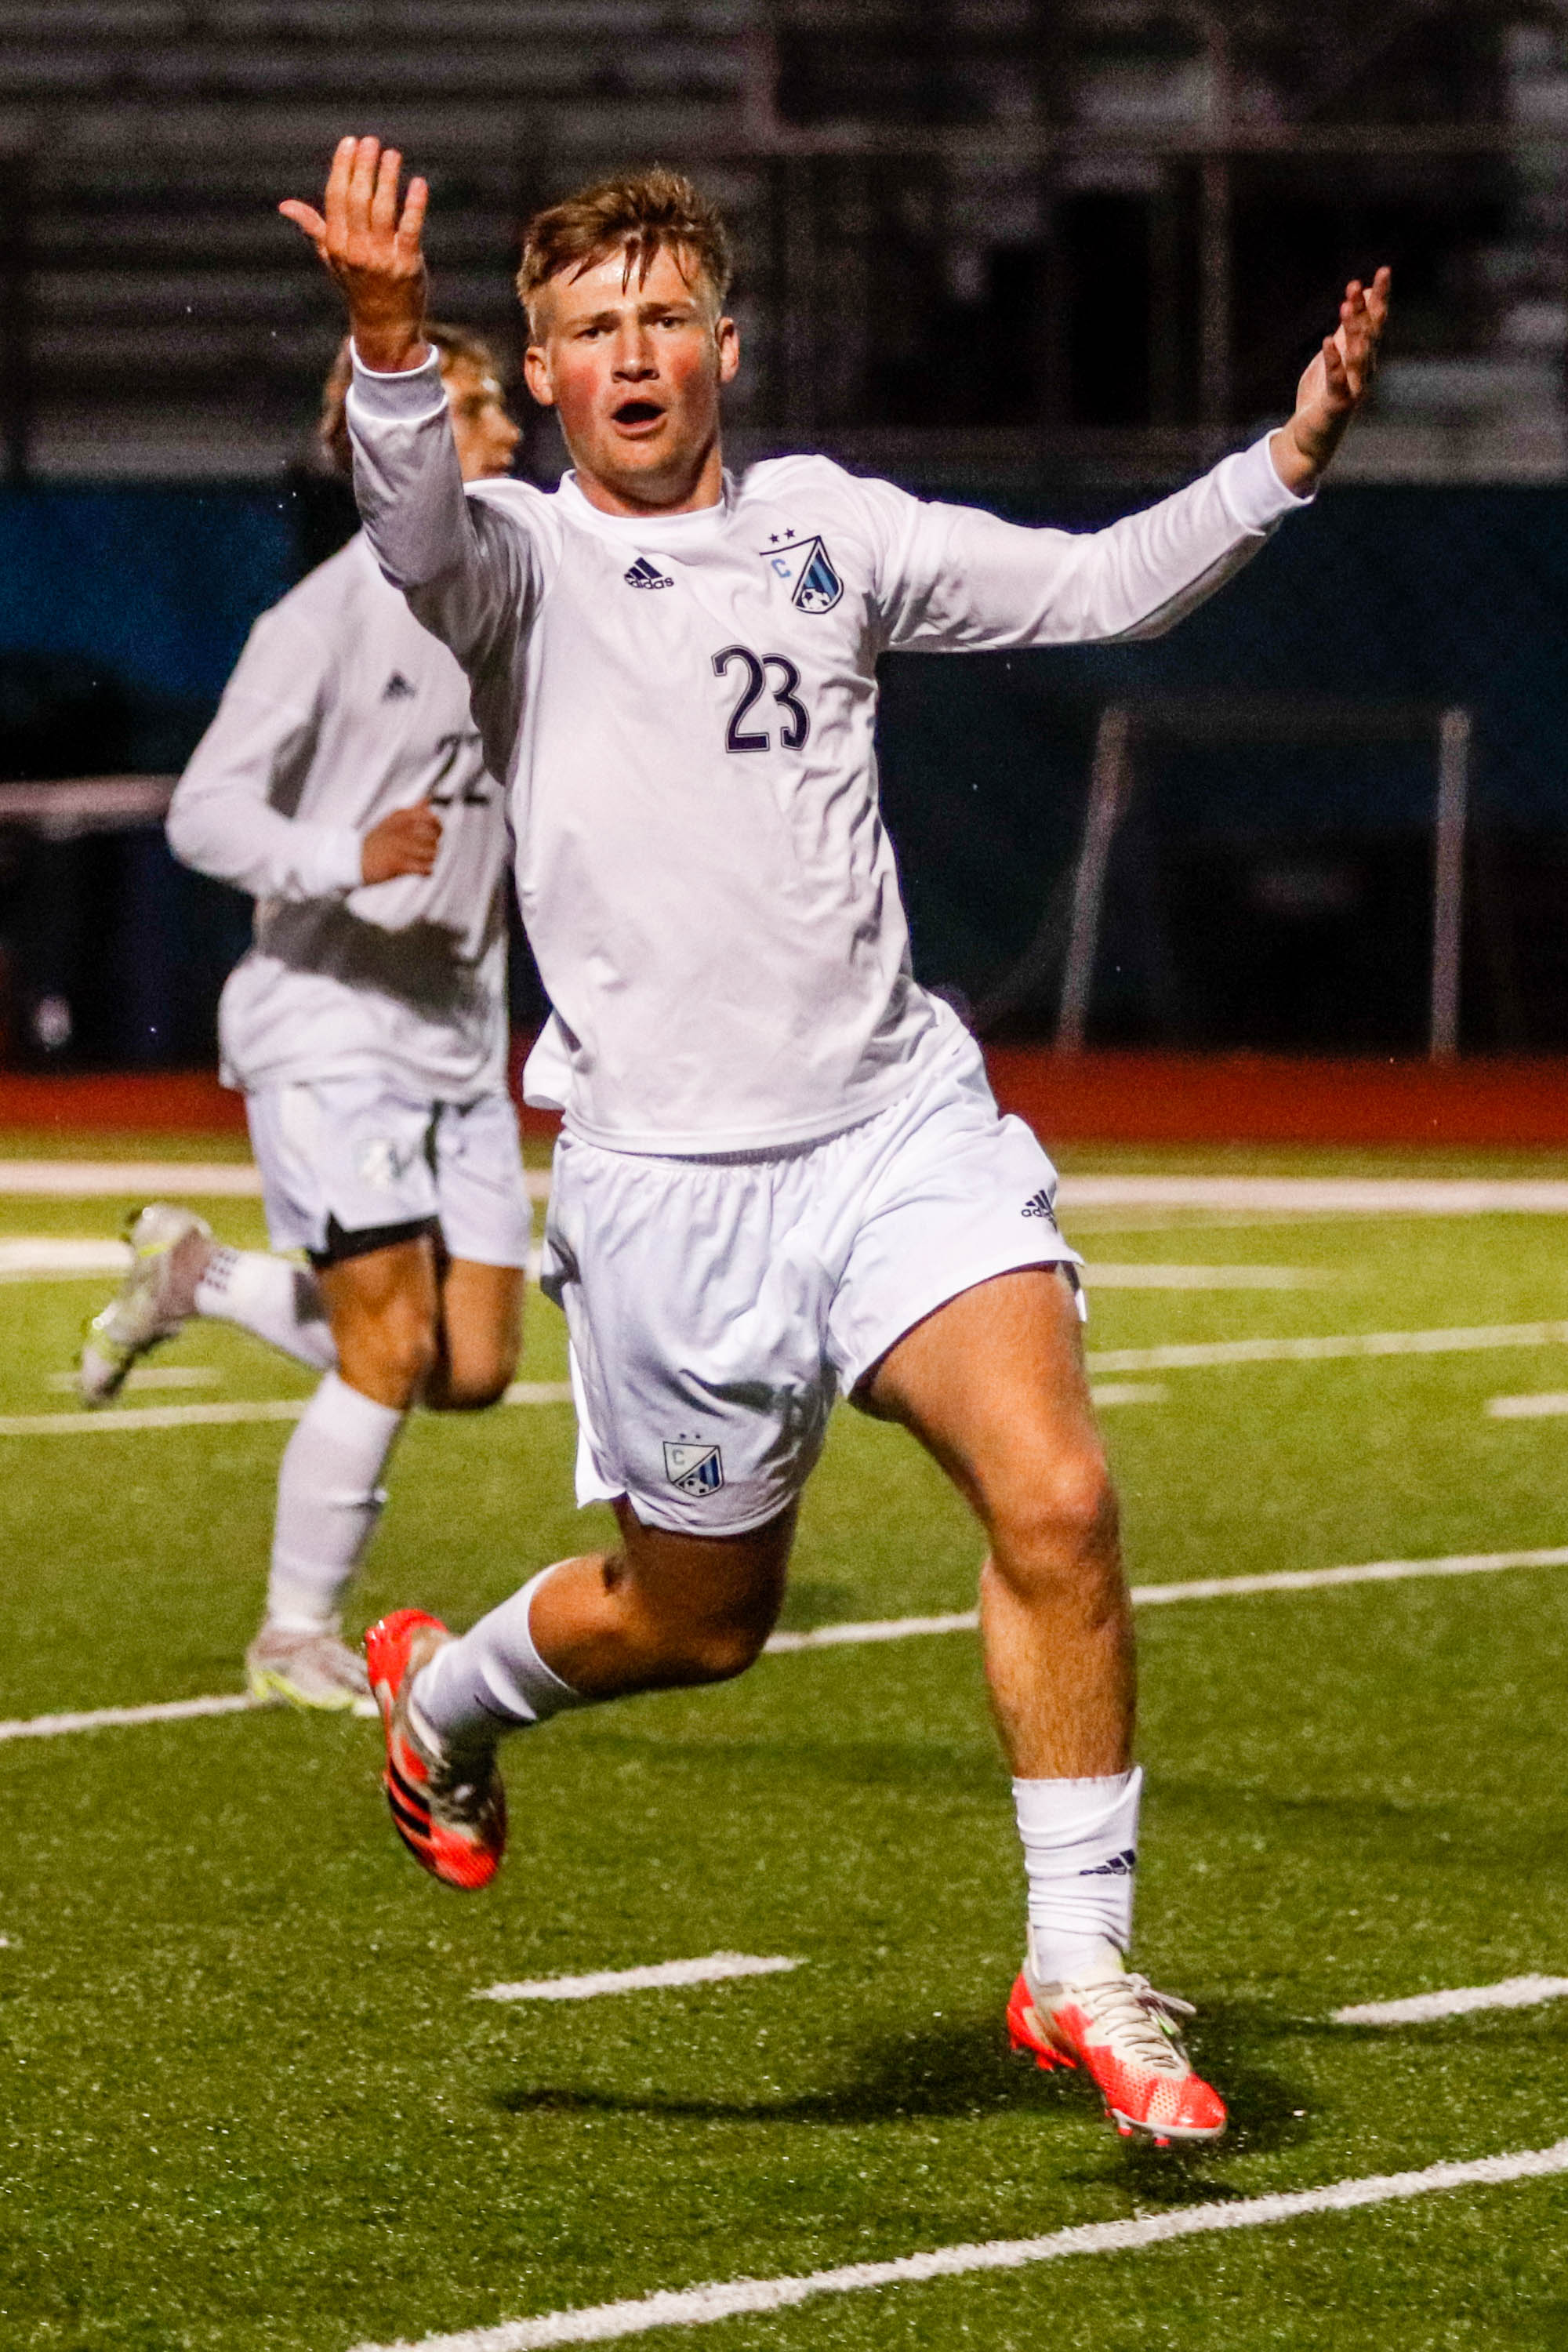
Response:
[[196, 1246, 336, 1372], [267, 1372, 405, 1632], [415, 1565, 587, 1745], [1014, 1766, 1143, 1984]]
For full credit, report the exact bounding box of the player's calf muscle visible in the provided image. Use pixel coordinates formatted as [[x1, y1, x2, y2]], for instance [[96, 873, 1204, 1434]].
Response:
[[531, 1513, 791, 1697]]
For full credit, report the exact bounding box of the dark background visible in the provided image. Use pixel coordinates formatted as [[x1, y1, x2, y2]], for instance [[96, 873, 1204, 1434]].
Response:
[[1, 2, 1566, 1067]]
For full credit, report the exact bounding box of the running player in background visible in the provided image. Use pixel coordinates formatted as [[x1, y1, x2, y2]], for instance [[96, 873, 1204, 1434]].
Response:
[[285, 139, 1386, 2140], [78, 325, 532, 1717]]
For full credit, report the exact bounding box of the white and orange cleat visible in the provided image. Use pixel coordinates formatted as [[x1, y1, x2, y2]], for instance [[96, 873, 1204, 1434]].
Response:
[[365, 1609, 506, 1892], [1007, 1936, 1227, 2146]]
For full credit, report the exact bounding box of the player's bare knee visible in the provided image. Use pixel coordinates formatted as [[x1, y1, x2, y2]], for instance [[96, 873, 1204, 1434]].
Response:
[[990, 1447, 1120, 1588], [426, 1361, 513, 1413], [626, 1591, 770, 1685], [359, 1312, 439, 1404], [663, 1618, 768, 1684]]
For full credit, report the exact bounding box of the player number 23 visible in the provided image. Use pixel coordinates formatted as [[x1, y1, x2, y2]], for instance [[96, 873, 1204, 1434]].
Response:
[[711, 645, 811, 754]]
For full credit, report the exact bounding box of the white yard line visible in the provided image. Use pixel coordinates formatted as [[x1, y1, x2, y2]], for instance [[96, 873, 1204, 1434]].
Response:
[[0, 1692, 260, 1743], [1127, 1545, 1568, 1606], [45, 1366, 220, 1392], [0, 1238, 129, 1277], [347, 2140, 1568, 2352], [475, 1955, 801, 2004], [0, 1161, 262, 1197], [1088, 1381, 1167, 1407], [765, 1610, 981, 1653], [1087, 1322, 1568, 1375], [763, 1546, 1568, 1652], [8, 1545, 1566, 1745], [0, 1383, 575, 1436], [1083, 1265, 1329, 1289], [10, 1323, 1564, 1435], [12, 1167, 1568, 1214], [1335, 1976, 1568, 2026], [1058, 1176, 1568, 1214], [1486, 1392, 1568, 1419], [0, 1399, 310, 1436]]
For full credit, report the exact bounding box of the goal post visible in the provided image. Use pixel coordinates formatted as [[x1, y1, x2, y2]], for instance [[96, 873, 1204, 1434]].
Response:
[[1042, 698, 1474, 1062]]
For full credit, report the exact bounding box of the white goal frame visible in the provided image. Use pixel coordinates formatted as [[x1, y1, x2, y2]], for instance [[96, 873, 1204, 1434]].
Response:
[[1047, 697, 1473, 1061]]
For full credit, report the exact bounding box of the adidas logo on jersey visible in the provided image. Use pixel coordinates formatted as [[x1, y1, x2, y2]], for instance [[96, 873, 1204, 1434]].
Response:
[[1021, 1187, 1055, 1219], [1080, 1846, 1138, 1878], [383, 671, 417, 700], [663, 1441, 724, 1495], [625, 555, 673, 590]]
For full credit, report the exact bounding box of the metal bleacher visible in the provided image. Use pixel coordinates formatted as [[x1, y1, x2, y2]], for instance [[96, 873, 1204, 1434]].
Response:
[[0, 1, 764, 477], [0, 4, 1564, 485]]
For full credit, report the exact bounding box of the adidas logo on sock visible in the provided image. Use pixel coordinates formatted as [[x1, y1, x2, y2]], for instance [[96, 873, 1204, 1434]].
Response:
[[382, 671, 417, 700], [1080, 1846, 1138, 1877], [1021, 1187, 1055, 1218], [624, 555, 673, 590]]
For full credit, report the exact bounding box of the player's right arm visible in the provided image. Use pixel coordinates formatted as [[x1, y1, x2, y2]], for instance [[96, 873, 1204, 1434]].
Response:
[[167, 608, 439, 898], [280, 137, 535, 677]]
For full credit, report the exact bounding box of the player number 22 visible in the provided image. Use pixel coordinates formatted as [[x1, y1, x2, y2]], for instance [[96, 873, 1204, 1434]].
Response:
[[712, 645, 811, 754]]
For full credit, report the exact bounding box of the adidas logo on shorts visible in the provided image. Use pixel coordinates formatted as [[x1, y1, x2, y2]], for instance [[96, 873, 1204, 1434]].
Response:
[[663, 1441, 724, 1495], [625, 555, 673, 590], [1021, 1187, 1055, 1219]]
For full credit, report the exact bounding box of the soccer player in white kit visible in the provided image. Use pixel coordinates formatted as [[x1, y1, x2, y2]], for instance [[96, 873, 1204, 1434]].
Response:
[[78, 325, 533, 1715], [285, 137, 1388, 2140]]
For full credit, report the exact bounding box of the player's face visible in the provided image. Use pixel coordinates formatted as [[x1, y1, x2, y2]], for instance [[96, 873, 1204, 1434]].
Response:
[[443, 358, 521, 482], [523, 244, 739, 514]]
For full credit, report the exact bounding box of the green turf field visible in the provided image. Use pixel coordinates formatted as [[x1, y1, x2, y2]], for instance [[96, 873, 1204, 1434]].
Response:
[[2, 1139, 1566, 2350]]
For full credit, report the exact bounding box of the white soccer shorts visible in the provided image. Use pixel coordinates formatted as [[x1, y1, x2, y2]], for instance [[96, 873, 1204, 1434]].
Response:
[[246, 1078, 532, 1269], [541, 1034, 1081, 1537]]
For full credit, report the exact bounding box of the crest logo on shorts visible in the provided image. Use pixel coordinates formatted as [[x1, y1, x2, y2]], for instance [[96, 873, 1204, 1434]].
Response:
[[663, 1441, 725, 1496], [356, 1138, 416, 1192], [761, 533, 844, 613]]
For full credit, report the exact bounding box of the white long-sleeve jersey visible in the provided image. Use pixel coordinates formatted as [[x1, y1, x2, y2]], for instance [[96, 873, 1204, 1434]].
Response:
[[347, 353, 1307, 1152], [168, 531, 510, 1101]]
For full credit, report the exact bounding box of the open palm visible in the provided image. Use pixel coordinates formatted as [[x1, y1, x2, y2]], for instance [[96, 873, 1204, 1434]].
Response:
[[280, 134, 430, 373]]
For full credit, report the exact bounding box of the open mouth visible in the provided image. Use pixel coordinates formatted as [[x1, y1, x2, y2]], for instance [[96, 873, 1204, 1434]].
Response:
[[612, 398, 666, 430]]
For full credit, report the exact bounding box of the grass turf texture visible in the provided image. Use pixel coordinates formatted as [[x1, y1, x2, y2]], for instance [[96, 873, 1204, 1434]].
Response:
[[1, 1141, 1566, 2349]]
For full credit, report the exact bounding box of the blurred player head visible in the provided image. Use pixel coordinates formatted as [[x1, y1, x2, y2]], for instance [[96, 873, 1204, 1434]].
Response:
[[517, 168, 738, 512], [320, 322, 519, 482]]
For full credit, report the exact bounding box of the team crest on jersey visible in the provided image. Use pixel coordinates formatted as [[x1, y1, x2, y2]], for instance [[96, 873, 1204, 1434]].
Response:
[[763, 533, 844, 613], [663, 1441, 725, 1496]]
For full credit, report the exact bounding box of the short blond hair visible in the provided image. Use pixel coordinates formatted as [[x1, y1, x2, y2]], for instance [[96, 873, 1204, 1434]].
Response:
[[318, 321, 499, 477], [517, 166, 732, 339]]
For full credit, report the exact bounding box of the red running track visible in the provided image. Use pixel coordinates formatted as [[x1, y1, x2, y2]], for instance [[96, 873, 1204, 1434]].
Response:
[[3, 1052, 1568, 1149]]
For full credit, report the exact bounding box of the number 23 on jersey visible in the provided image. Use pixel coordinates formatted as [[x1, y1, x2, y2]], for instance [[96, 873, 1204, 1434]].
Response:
[[712, 645, 811, 754]]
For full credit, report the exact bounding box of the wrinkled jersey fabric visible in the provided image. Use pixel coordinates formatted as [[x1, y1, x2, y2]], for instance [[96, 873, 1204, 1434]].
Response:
[[349, 351, 1306, 1153]]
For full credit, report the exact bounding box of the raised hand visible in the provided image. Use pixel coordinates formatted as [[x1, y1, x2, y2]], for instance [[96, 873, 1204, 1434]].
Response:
[[1272, 267, 1392, 492], [280, 135, 430, 374], [361, 798, 443, 885]]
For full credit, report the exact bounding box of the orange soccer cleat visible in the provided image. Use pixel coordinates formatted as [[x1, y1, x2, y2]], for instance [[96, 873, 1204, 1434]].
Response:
[[1007, 1942, 1227, 2146], [365, 1608, 506, 1891]]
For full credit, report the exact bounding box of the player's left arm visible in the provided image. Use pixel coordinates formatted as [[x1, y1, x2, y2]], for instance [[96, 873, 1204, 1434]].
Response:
[[1269, 268, 1390, 495], [871, 270, 1390, 653]]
